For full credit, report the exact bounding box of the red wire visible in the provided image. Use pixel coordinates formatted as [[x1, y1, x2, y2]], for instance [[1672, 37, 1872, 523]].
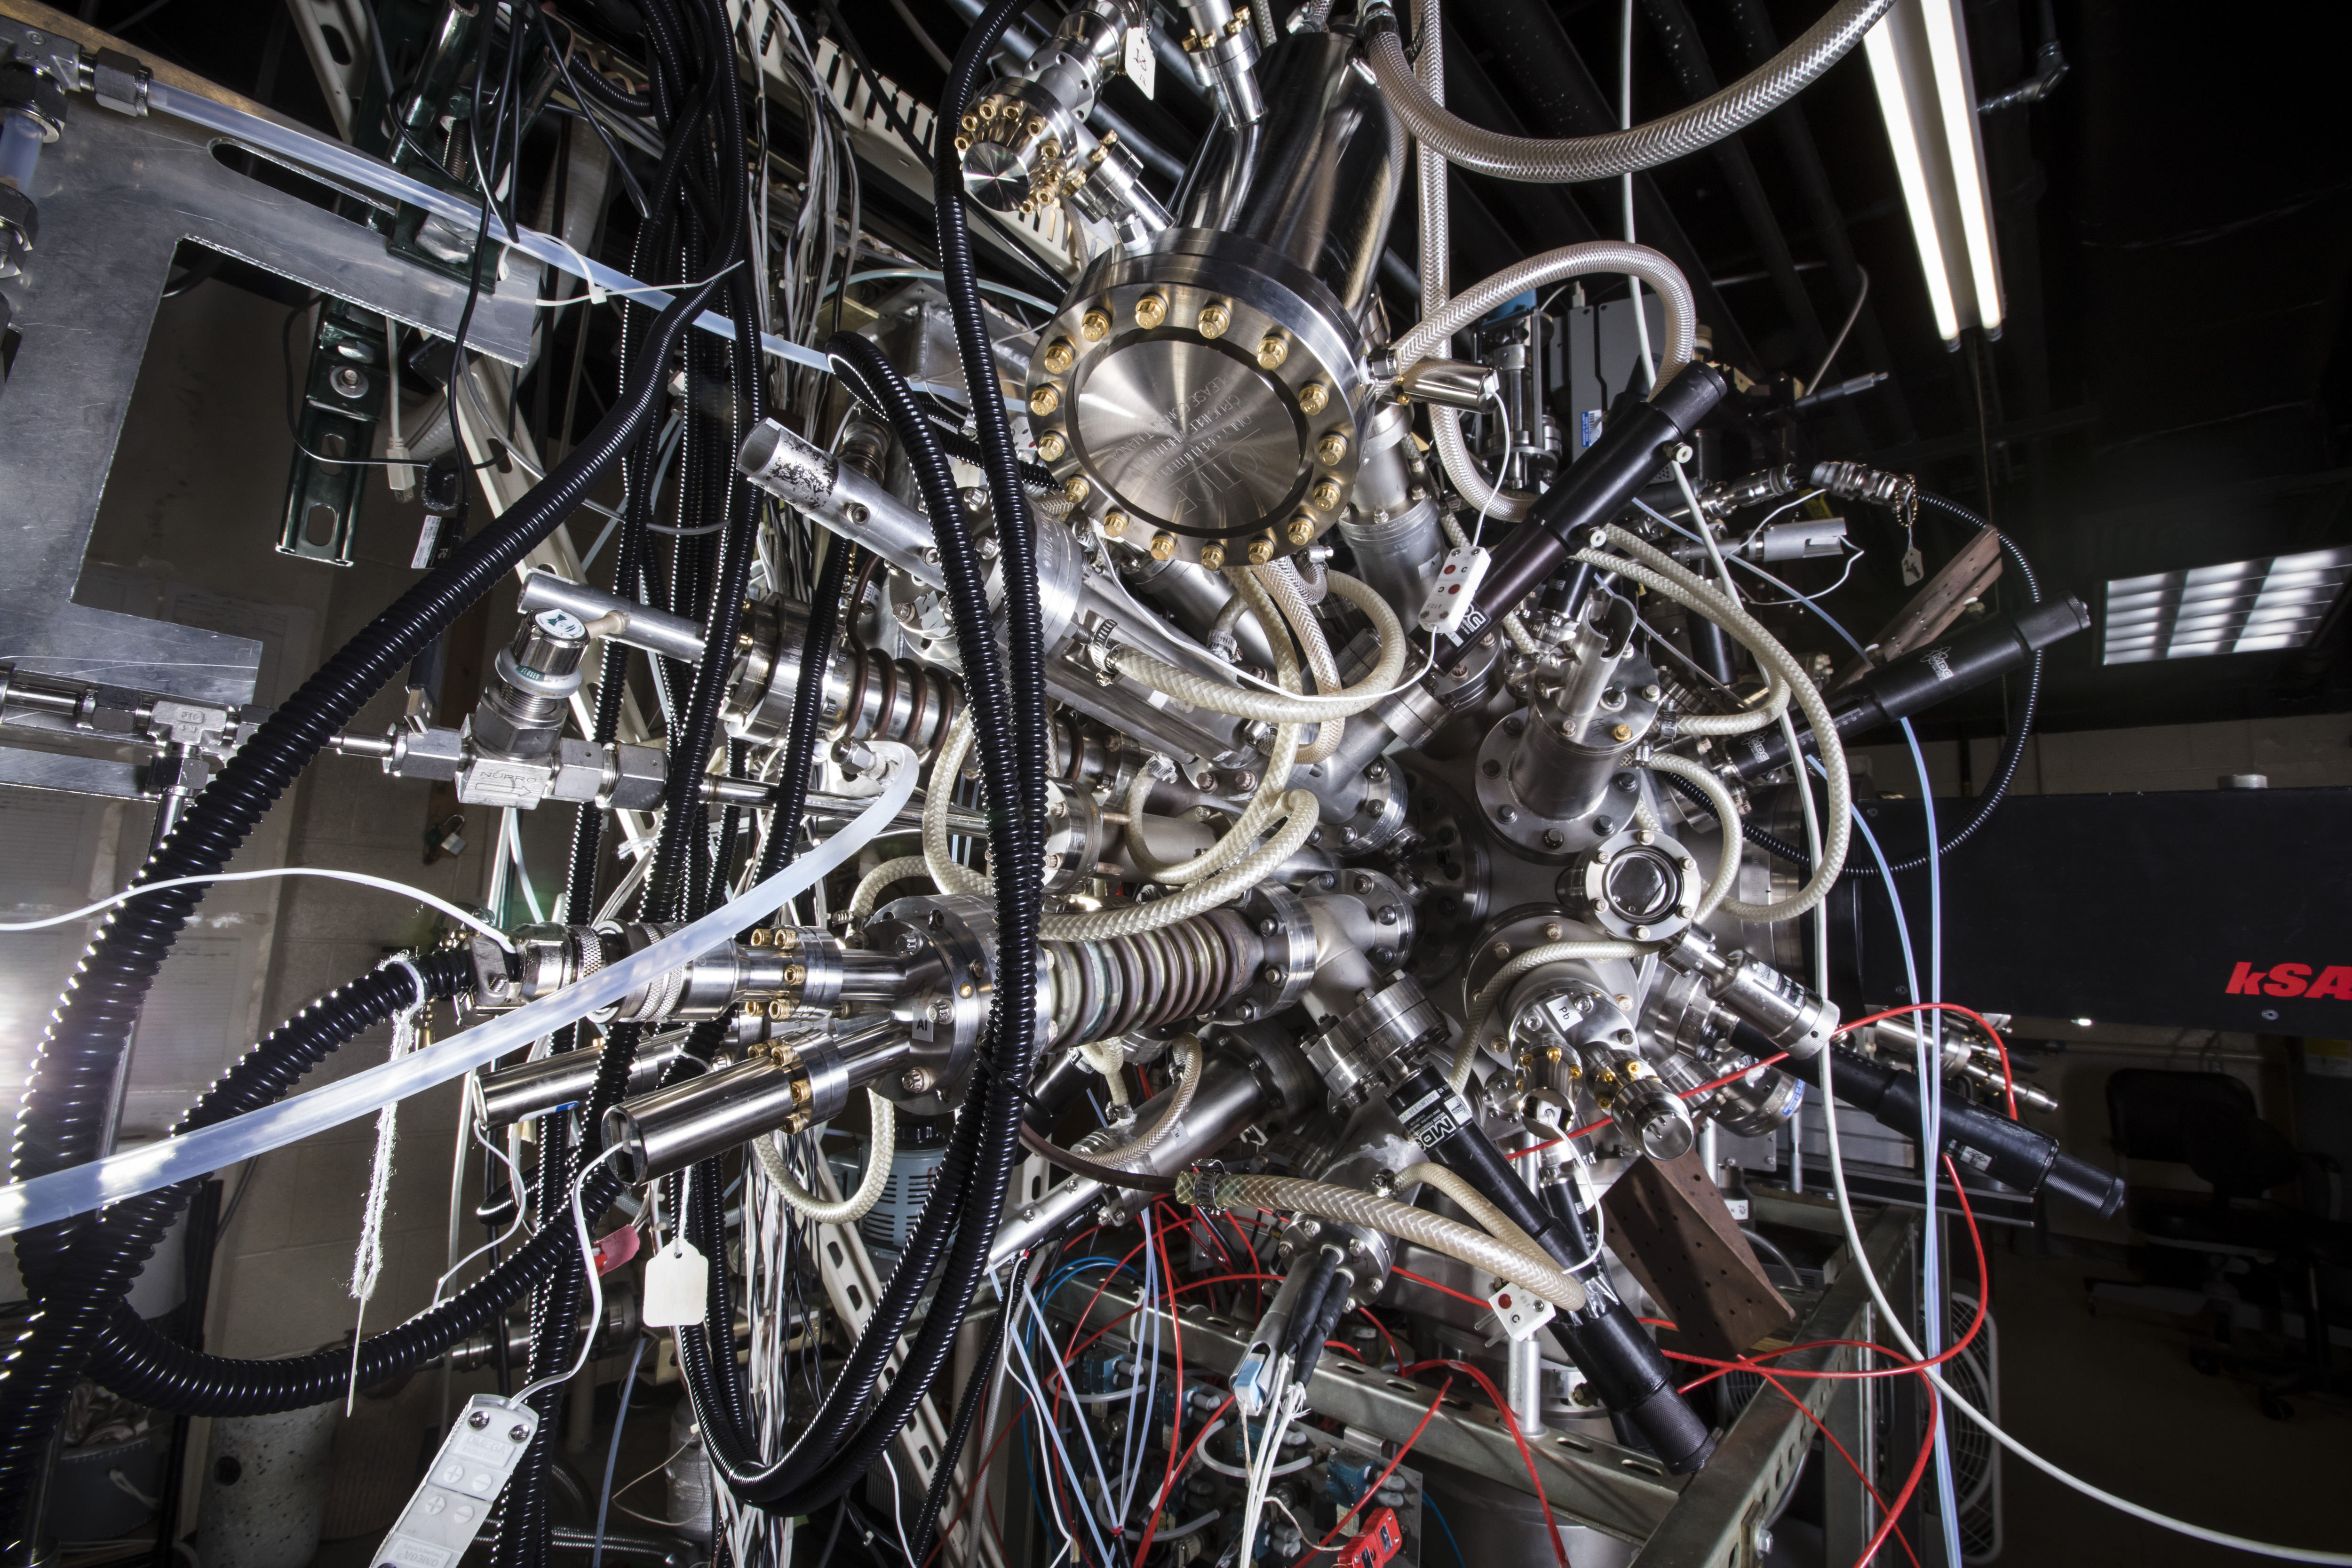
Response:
[[1390, 1265, 1488, 1311], [1836, 1002, 2018, 1119], [1132, 1221, 1189, 1565], [1286, 1378, 1454, 1568], [1324, 1340, 1366, 1362], [1396, 1360, 1570, 1568]]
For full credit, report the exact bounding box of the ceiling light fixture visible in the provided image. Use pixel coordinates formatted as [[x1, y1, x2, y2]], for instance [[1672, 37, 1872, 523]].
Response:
[[2100, 545, 2352, 665], [1865, 0, 2003, 344]]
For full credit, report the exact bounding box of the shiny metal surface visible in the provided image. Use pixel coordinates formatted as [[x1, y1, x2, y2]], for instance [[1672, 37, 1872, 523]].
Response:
[[519, 571, 707, 664], [1172, 32, 1400, 313], [0, 24, 535, 704], [1076, 336, 1305, 536]]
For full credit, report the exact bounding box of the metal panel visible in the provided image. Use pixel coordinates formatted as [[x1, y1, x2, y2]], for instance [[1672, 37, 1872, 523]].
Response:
[[0, 746, 146, 799], [0, 5, 534, 705], [1629, 1205, 1915, 1567], [1044, 1280, 1688, 1545]]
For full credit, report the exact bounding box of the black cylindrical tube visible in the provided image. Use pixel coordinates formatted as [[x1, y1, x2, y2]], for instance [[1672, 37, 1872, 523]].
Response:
[[1824, 1045, 2123, 1218], [1717, 597, 2090, 783], [1383, 1068, 1716, 1472], [1440, 365, 1725, 661]]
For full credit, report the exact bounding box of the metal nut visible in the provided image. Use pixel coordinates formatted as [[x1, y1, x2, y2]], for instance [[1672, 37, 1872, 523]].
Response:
[[1063, 476, 1090, 504], [1248, 538, 1274, 564], [1257, 334, 1289, 369], [1200, 543, 1226, 569], [1037, 430, 1066, 462], [1042, 338, 1076, 373], [1135, 292, 1168, 329], [1081, 308, 1112, 342], [1150, 532, 1176, 561], [1286, 516, 1315, 545], [1310, 479, 1343, 512], [1102, 510, 1128, 538], [1316, 432, 1349, 465], [1298, 381, 1328, 415], [1611, 722, 1633, 742], [1197, 301, 1231, 339], [1030, 385, 1061, 416]]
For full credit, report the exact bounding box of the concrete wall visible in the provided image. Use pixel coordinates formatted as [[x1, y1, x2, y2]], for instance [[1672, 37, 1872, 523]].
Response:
[[1850, 710, 2352, 798]]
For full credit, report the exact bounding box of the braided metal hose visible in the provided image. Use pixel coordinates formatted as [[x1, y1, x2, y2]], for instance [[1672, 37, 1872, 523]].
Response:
[[1363, 0, 1893, 184]]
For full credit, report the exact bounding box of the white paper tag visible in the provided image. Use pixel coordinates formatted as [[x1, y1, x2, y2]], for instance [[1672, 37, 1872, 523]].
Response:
[[410, 516, 442, 571], [1486, 1282, 1557, 1343], [640, 1236, 709, 1328], [1124, 26, 1155, 97], [1900, 545, 1925, 586]]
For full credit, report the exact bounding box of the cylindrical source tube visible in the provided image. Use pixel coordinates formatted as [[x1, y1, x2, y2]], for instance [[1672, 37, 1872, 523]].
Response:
[[1717, 597, 2091, 782], [602, 1023, 910, 1183], [988, 1053, 1267, 1269], [1505, 1336, 1546, 1439], [1662, 934, 1839, 1061], [1336, 501, 1443, 629], [1379, 1066, 1711, 1472], [518, 569, 707, 663], [1440, 367, 1724, 663], [477, 1032, 695, 1127], [1823, 1045, 2124, 1218]]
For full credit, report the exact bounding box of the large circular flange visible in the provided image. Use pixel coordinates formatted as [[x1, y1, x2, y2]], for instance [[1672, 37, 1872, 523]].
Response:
[[1216, 883, 1316, 1024], [1027, 231, 1371, 567], [1472, 711, 1632, 864]]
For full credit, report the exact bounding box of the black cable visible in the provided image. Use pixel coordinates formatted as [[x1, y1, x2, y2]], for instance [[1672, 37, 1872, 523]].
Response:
[[531, 8, 655, 219], [1707, 492, 2044, 877], [909, 1251, 1033, 1568]]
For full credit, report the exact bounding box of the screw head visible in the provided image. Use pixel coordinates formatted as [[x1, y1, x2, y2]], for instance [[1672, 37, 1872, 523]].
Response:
[[1298, 381, 1329, 415], [1496, 804, 1518, 823], [1149, 532, 1177, 561], [1101, 510, 1128, 538], [1287, 516, 1316, 545], [1257, 334, 1289, 369], [1493, 942, 1512, 959], [1036, 430, 1066, 462], [1542, 828, 1565, 848], [1197, 301, 1232, 339], [331, 364, 367, 398], [1081, 308, 1112, 342], [1060, 476, 1091, 505], [902, 1067, 935, 1092], [1262, 964, 1286, 985], [1316, 432, 1350, 465], [1029, 385, 1061, 416], [1135, 292, 1169, 329], [469, 1411, 490, 1429], [1042, 338, 1076, 373], [1592, 816, 1614, 835], [1611, 722, 1634, 742], [1310, 479, 1343, 512], [509, 1424, 529, 1441], [845, 502, 869, 525], [1482, 758, 1502, 777]]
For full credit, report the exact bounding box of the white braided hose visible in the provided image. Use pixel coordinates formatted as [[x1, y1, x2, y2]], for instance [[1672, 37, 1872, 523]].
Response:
[[1394, 1162, 1548, 1258], [1633, 753, 1741, 922], [1074, 1034, 1204, 1169], [751, 1089, 895, 1225], [1255, 561, 1346, 763], [1364, 0, 1893, 184], [1041, 792, 1319, 941], [1181, 1171, 1589, 1314], [845, 856, 932, 923], [1104, 571, 1407, 721], [1128, 571, 1304, 886], [1578, 524, 1851, 911], [1452, 940, 1648, 1093]]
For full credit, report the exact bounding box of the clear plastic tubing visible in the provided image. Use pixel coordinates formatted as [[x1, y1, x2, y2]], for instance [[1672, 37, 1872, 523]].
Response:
[[0, 109, 46, 192], [0, 746, 922, 1236]]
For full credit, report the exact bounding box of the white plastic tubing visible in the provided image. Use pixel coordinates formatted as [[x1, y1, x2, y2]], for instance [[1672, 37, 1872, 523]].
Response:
[[752, 1090, 897, 1225], [1183, 1170, 1589, 1313], [1363, 0, 1893, 185], [0, 748, 922, 1238], [1397, 5, 1700, 524]]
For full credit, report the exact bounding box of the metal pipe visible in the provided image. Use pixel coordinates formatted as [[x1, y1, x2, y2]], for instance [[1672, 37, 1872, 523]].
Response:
[[518, 569, 707, 663], [476, 1032, 697, 1128]]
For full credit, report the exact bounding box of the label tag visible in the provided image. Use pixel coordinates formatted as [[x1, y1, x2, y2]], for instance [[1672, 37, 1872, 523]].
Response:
[[1900, 545, 1925, 586], [410, 517, 442, 572], [592, 1224, 642, 1276], [1540, 995, 1585, 1037], [373, 1396, 539, 1568], [1420, 546, 1490, 636], [641, 1235, 709, 1328], [1124, 27, 1155, 97], [1486, 1283, 1557, 1342]]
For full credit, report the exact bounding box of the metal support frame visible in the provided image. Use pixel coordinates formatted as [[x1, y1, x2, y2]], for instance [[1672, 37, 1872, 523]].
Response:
[[1042, 1204, 1920, 1566]]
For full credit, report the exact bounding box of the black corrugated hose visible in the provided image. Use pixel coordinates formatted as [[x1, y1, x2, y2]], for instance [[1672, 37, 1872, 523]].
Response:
[[0, 267, 726, 1546], [910, 1250, 1036, 1567], [1700, 493, 2043, 877]]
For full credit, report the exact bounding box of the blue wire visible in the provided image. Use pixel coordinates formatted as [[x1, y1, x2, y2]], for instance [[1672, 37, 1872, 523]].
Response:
[[1419, 1496, 1468, 1568], [591, 1335, 649, 1568], [1631, 496, 1967, 1565]]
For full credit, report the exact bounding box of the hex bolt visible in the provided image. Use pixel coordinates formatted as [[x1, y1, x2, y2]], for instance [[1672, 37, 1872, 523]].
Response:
[[1042, 338, 1076, 373], [1135, 292, 1168, 329], [1150, 532, 1177, 561], [1063, 476, 1090, 504], [1038, 431, 1066, 462], [1257, 334, 1289, 369], [1286, 516, 1316, 545], [1197, 301, 1232, 339], [1030, 385, 1061, 416], [1316, 432, 1349, 464], [1298, 381, 1328, 415], [1081, 308, 1112, 342], [1101, 510, 1128, 537], [1200, 543, 1227, 569]]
